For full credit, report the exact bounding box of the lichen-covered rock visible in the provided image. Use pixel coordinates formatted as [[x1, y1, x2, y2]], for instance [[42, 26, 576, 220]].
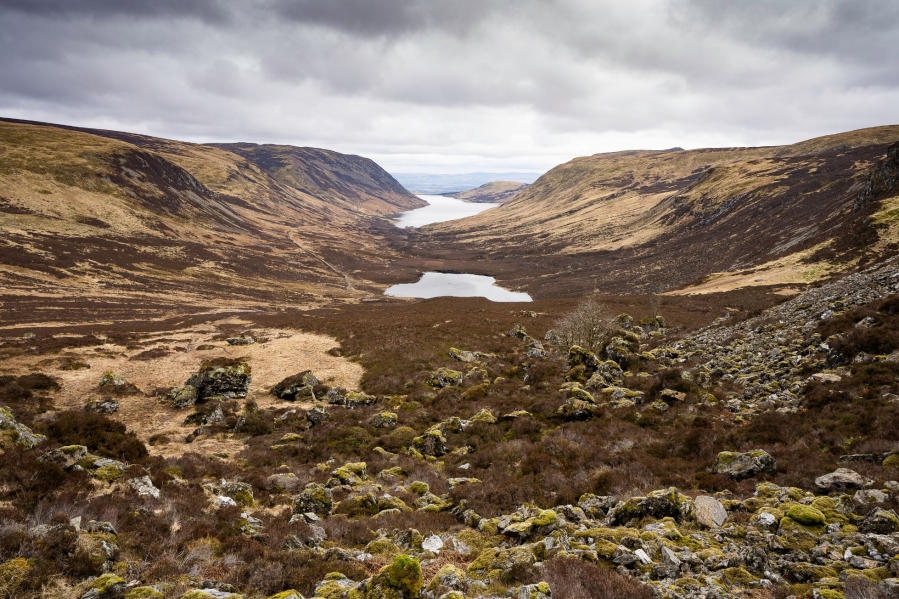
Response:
[[293, 484, 333, 517], [99, 373, 126, 387], [342, 391, 377, 409], [167, 386, 199, 408], [467, 545, 535, 581], [39, 444, 88, 469], [128, 476, 160, 498], [430, 368, 463, 388], [306, 404, 332, 426], [268, 472, 301, 493], [328, 462, 367, 487], [313, 572, 356, 599], [585, 360, 624, 388], [413, 430, 447, 457], [860, 509, 899, 534], [371, 412, 398, 428], [92, 458, 126, 482], [408, 481, 429, 494], [815, 468, 874, 493], [567, 346, 599, 372], [266, 592, 303, 599], [0, 407, 46, 449], [85, 398, 120, 414], [714, 450, 777, 480], [185, 359, 251, 401], [226, 336, 255, 345], [81, 573, 127, 599], [271, 371, 319, 401], [469, 408, 497, 424], [425, 563, 465, 592], [556, 398, 595, 421], [223, 481, 254, 506]]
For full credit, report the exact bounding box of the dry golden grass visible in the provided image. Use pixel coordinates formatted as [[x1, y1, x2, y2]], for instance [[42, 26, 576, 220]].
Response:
[[2, 320, 363, 457]]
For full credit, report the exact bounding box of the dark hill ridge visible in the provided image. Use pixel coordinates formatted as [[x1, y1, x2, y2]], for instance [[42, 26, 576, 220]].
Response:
[[207, 142, 426, 215]]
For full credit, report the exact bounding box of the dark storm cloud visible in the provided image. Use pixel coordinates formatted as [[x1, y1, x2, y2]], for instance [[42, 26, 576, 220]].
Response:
[[269, 0, 494, 37], [0, 0, 233, 23], [0, 0, 896, 172]]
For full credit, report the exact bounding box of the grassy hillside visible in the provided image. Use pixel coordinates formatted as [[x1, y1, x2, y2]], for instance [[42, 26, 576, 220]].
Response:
[[0, 120, 422, 324], [408, 126, 899, 297]]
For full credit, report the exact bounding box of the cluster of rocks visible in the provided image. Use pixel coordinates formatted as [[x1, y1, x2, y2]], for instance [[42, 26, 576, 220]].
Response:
[[659, 257, 899, 418]]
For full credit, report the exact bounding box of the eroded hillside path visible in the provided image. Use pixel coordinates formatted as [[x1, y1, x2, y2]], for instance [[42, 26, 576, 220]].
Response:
[[288, 229, 355, 290]]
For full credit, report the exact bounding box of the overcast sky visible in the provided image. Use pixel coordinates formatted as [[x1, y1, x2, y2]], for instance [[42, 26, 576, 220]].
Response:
[[1, 0, 897, 174]]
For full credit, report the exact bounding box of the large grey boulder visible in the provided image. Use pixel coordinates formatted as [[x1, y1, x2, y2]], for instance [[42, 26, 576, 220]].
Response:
[[713, 450, 777, 480], [694, 495, 728, 528], [814, 468, 874, 493]]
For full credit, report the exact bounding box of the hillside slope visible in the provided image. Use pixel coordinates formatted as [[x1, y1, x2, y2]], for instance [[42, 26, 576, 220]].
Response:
[[408, 126, 899, 297], [445, 180, 528, 203], [0, 120, 420, 325], [208, 143, 425, 215]]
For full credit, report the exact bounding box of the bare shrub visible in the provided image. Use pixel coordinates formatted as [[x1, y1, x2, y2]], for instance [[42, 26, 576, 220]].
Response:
[[845, 577, 894, 599], [540, 558, 655, 599], [552, 298, 614, 351]]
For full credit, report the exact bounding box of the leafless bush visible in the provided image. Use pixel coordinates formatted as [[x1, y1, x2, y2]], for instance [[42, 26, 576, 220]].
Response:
[[845, 577, 895, 599], [552, 297, 614, 351], [540, 558, 655, 599]]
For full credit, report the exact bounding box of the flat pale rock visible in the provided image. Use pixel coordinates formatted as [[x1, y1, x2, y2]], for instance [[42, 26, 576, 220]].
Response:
[[815, 468, 874, 493], [694, 495, 728, 528], [811, 373, 842, 383]]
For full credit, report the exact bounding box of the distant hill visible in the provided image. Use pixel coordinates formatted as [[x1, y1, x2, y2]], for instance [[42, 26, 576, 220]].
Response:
[[208, 143, 425, 215], [391, 172, 541, 195], [444, 180, 529, 203]]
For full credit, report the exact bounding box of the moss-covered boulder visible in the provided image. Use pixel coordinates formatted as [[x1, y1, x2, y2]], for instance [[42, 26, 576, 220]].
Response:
[[468, 408, 497, 424], [412, 430, 447, 457], [293, 483, 333, 517], [123, 587, 164, 599], [467, 545, 536, 581], [82, 573, 127, 599], [369, 554, 423, 598], [567, 346, 599, 373], [372, 412, 398, 428], [786, 505, 826, 527], [408, 481, 429, 494], [430, 368, 462, 388]]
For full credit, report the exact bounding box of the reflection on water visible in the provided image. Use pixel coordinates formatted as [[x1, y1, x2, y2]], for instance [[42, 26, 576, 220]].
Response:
[[392, 194, 499, 228], [385, 272, 532, 302]]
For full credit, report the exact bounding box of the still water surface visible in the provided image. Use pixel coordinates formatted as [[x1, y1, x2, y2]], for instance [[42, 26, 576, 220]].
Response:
[[385, 272, 532, 302], [392, 194, 499, 228]]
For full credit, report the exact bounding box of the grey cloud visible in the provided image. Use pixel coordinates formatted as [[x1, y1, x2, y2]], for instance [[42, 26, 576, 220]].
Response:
[[268, 0, 496, 37], [0, 0, 232, 22], [0, 0, 897, 173]]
